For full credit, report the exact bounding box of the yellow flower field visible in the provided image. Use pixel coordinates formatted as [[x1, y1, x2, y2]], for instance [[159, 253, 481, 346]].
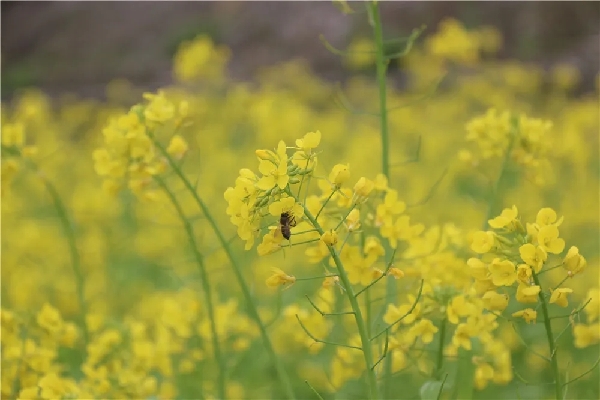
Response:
[[2, 2, 599, 399]]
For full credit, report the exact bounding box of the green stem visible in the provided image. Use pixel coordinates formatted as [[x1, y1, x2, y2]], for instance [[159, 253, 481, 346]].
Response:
[[435, 318, 447, 379], [531, 269, 561, 400], [302, 205, 380, 400], [368, 3, 394, 396], [316, 189, 336, 220], [155, 177, 226, 400], [35, 167, 88, 345], [152, 139, 296, 400], [483, 117, 518, 229], [369, 0, 390, 179]]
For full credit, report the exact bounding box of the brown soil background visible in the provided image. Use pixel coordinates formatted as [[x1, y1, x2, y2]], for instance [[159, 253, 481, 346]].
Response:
[[2, 1, 599, 100]]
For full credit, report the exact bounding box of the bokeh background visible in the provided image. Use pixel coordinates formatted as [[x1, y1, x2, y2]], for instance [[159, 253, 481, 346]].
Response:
[[2, 1, 599, 99], [1, 2, 599, 400]]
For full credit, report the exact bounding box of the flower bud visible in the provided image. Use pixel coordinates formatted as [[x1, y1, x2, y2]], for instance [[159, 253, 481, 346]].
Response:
[[329, 164, 350, 188], [255, 149, 271, 160], [321, 229, 338, 246], [562, 246, 586, 276], [353, 177, 375, 198]]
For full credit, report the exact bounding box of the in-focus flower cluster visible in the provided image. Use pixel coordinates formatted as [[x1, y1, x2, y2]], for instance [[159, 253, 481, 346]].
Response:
[[468, 207, 591, 329], [224, 131, 321, 252]]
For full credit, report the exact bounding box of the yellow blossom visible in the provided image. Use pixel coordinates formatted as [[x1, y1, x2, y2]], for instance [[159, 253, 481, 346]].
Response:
[[380, 215, 424, 249], [329, 164, 350, 188], [537, 225, 565, 254], [467, 258, 489, 280], [305, 241, 330, 264], [549, 288, 573, 308], [562, 246, 586, 276], [321, 229, 338, 246], [266, 268, 296, 288], [364, 236, 385, 259], [387, 267, 404, 279], [256, 141, 289, 191], [488, 258, 517, 287], [295, 130, 321, 153], [516, 264, 532, 284], [375, 189, 406, 226], [36, 303, 64, 336], [536, 207, 563, 227], [166, 135, 189, 159], [353, 177, 375, 200], [447, 295, 473, 324], [471, 231, 495, 254], [573, 324, 600, 348], [482, 291, 509, 311], [519, 243, 547, 273], [257, 228, 283, 256], [374, 173, 388, 191], [2, 122, 25, 147], [345, 209, 361, 232], [410, 319, 439, 344], [488, 205, 519, 230], [512, 308, 537, 324], [516, 284, 541, 303], [268, 197, 304, 220], [452, 323, 473, 350]]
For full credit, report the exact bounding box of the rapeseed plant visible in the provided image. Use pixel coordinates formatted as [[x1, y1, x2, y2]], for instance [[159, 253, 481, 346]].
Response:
[[2, 1, 598, 399]]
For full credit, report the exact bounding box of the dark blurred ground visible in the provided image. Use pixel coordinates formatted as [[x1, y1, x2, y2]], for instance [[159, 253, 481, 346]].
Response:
[[2, 1, 599, 100]]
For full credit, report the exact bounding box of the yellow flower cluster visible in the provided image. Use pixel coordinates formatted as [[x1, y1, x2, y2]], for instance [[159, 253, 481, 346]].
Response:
[[468, 206, 598, 350], [2, 10, 598, 400], [460, 108, 554, 185], [92, 91, 189, 198], [172, 34, 231, 83], [224, 131, 320, 252], [1, 291, 256, 400], [425, 18, 498, 66]]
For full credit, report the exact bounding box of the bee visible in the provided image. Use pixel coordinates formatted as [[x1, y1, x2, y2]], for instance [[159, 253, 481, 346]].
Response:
[[279, 211, 297, 240]]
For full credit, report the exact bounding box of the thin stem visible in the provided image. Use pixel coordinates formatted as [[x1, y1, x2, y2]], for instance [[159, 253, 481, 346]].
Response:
[[483, 117, 518, 229], [305, 295, 355, 316], [436, 374, 449, 400], [334, 204, 358, 231], [371, 280, 424, 341], [296, 315, 362, 350], [316, 189, 336, 220], [295, 274, 339, 282], [435, 318, 447, 380], [302, 205, 380, 400], [305, 380, 325, 400], [151, 137, 296, 400], [372, 330, 389, 370], [368, 3, 397, 395], [531, 268, 561, 400], [155, 177, 226, 400], [562, 355, 600, 387], [11, 326, 28, 397], [369, 1, 390, 179], [34, 166, 88, 345]]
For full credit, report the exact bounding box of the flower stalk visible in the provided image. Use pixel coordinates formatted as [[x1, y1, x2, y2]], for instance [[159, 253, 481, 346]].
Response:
[[301, 203, 380, 400], [531, 268, 562, 400], [151, 136, 296, 400], [154, 176, 227, 400]]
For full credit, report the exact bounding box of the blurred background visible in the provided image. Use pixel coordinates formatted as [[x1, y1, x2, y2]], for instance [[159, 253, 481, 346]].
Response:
[[2, 1, 599, 100]]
